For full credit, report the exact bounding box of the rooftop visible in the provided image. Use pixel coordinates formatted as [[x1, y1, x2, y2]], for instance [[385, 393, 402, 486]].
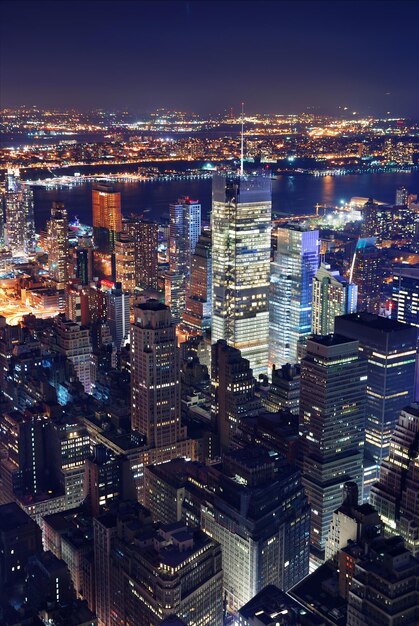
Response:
[[337, 312, 413, 333]]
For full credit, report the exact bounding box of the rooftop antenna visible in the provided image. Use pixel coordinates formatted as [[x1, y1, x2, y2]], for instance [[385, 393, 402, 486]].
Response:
[[240, 102, 244, 176]]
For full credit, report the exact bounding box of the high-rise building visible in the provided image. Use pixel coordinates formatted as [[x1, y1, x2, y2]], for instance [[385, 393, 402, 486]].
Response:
[[212, 173, 272, 378], [109, 520, 223, 626], [114, 232, 135, 292], [46, 202, 69, 288], [312, 263, 357, 335], [269, 225, 319, 369], [200, 447, 310, 612], [83, 445, 122, 517], [300, 335, 366, 565], [211, 339, 261, 451], [0, 409, 49, 498], [182, 228, 212, 335], [361, 199, 393, 242], [392, 265, 419, 327], [47, 416, 91, 509], [335, 313, 417, 468], [105, 283, 130, 350], [53, 317, 93, 393], [165, 196, 201, 321], [4, 167, 35, 258], [92, 184, 122, 254], [76, 237, 94, 286], [130, 300, 186, 445], [349, 237, 382, 314], [370, 404, 419, 557], [124, 218, 159, 290], [347, 536, 419, 626]]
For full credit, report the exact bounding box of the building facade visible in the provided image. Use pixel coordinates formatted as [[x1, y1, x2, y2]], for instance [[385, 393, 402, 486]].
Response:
[[312, 263, 357, 336], [269, 225, 319, 369], [212, 173, 272, 378]]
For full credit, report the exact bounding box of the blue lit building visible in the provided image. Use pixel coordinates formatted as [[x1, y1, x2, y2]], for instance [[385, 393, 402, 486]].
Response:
[[269, 225, 319, 369]]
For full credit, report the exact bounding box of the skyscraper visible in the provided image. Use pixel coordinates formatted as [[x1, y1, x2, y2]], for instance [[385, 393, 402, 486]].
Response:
[[392, 264, 419, 327], [212, 173, 272, 378], [4, 167, 35, 258], [182, 227, 212, 335], [211, 339, 261, 451], [370, 404, 419, 557], [269, 225, 319, 369], [75, 239, 94, 286], [114, 232, 135, 292], [300, 335, 366, 565], [335, 313, 417, 467], [124, 218, 159, 290], [92, 184, 122, 254], [349, 237, 382, 314], [46, 202, 68, 289], [53, 317, 93, 393], [105, 283, 130, 350], [130, 300, 186, 445], [165, 196, 201, 321], [312, 263, 357, 335]]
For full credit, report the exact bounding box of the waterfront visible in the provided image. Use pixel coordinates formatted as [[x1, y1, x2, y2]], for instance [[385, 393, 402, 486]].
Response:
[[32, 170, 419, 229]]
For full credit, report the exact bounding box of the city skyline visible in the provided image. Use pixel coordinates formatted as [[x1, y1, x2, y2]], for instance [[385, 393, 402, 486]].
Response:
[[1, 1, 419, 116]]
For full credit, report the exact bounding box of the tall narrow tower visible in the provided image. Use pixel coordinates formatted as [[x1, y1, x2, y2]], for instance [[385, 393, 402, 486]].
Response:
[[46, 202, 68, 289], [300, 335, 366, 566], [130, 300, 186, 446], [211, 173, 271, 378]]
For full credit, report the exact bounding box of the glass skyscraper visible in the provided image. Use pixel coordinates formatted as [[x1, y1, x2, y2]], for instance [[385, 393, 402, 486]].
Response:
[[312, 263, 357, 335], [392, 265, 419, 327], [4, 167, 35, 258], [300, 335, 366, 566], [269, 225, 319, 369], [212, 173, 271, 378], [335, 313, 417, 467]]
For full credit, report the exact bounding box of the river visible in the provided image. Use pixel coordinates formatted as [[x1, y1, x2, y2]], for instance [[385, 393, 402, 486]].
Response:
[[32, 170, 419, 229]]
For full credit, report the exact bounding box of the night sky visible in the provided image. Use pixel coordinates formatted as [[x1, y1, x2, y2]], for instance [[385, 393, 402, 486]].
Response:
[[1, 0, 419, 116]]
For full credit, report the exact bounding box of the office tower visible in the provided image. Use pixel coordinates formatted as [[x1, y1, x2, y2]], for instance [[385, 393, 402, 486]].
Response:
[[396, 185, 409, 206], [105, 283, 129, 350], [312, 263, 357, 335], [212, 173, 272, 378], [47, 417, 91, 508], [92, 184, 122, 254], [0, 409, 49, 498], [392, 265, 419, 327], [349, 237, 382, 314], [335, 313, 417, 467], [300, 335, 366, 565], [110, 521, 223, 626], [4, 167, 35, 258], [0, 502, 42, 586], [131, 300, 186, 445], [165, 196, 201, 321], [83, 445, 122, 517], [114, 232, 135, 292], [182, 228, 212, 335], [76, 237, 94, 286], [211, 339, 261, 451], [124, 218, 159, 290], [269, 225, 319, 369], [347, 536, 419, 626], [201, 447, 310, 612], [266, 363, 300, 414], [361, 198, 393, 241], [46, 201, 69, 288], [370, 404, 419, 556], [325, 482, 382, 563], [237, 585, 322, 626], [53, 317, 93, 393], [65, 282, 90, 325]]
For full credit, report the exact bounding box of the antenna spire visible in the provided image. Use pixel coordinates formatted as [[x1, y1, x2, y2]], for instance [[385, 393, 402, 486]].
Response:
[[240, 102, 244, 176]]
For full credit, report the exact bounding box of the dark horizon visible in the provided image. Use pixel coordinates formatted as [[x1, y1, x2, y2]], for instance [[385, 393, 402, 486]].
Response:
[[1, 0, 419, 117]]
